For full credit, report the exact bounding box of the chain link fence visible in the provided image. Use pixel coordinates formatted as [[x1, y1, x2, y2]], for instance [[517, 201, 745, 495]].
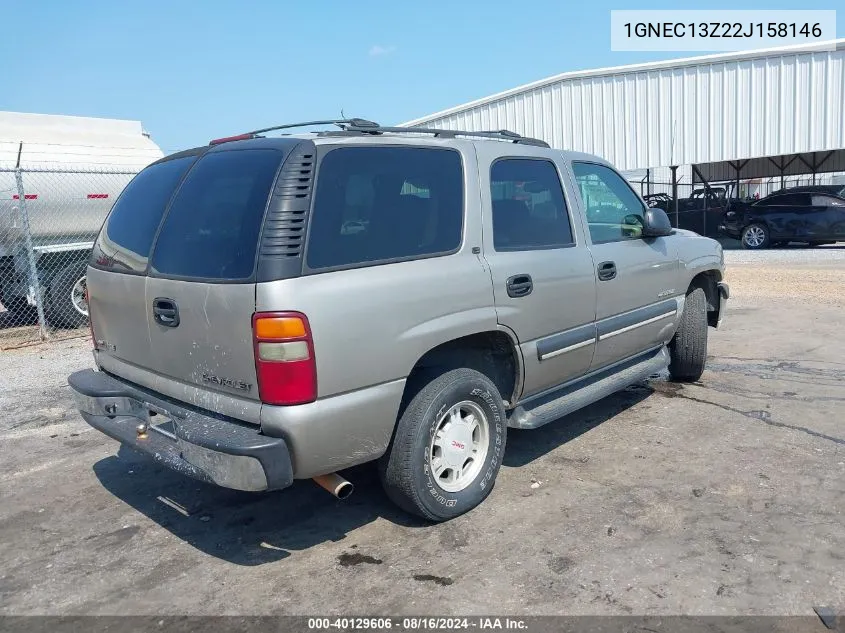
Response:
[[624, 166, 845, 239], [639, 181, 720, 237], [1, 165, 138, 349]]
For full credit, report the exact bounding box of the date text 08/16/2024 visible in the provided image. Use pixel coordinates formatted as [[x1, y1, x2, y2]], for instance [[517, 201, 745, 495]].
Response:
[[307, 617, 528, 630]]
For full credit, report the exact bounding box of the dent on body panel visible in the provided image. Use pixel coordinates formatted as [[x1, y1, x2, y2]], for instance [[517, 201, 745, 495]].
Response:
[[141, 279, 261, 421], [397, 306, 501, 345], [95, 354, 262, 423], [681, 251, 723, 288]]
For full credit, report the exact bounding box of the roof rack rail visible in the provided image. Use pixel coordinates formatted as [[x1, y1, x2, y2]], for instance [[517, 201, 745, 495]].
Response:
[[209, 118, 550, 148], [344, 124, 550, 148], [209, 119, 379, 145]]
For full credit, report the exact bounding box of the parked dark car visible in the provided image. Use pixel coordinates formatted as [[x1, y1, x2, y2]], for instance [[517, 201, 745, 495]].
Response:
[[685, 187, 729, 211], [644, 187, 732, 237], [643, 193, 673, 211], [644, 188, 730, 214], [719, 188, 845, 249], [769, 184, 845, 198]]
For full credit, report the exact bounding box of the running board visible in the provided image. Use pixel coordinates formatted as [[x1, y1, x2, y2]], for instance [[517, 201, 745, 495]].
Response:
[[508, 346, 669, 430]]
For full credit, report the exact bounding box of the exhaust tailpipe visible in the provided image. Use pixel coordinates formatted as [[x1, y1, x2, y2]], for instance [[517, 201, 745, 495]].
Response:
[[313, 473, 354, 499]]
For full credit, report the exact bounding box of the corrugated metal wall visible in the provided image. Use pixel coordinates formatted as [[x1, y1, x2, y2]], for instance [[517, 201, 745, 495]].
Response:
[[403, 41, 845, 173]]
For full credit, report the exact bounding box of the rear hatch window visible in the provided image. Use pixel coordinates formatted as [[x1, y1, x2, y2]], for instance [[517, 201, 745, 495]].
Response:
[[91, 156, 196, 273], [150, 149, 283, 280], [89, 147, 286, 417]]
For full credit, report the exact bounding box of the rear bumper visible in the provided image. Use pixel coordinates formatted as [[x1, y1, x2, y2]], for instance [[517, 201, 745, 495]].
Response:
[[68, 369, 293, 492]]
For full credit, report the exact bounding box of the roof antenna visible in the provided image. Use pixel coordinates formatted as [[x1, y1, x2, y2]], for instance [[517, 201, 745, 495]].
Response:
[[340, 108, 346, 119]]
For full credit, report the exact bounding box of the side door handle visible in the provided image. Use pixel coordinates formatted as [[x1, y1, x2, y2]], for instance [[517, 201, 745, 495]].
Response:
[[597, 261, 617, 281], [506, 274, 533, 298], [152, 297, 180, 327]]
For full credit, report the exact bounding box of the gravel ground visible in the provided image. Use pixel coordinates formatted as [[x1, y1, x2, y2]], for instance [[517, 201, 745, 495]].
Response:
[[1, 259, 844, 617], [724, 261, 845, 307], [0, 337, 92, 435]]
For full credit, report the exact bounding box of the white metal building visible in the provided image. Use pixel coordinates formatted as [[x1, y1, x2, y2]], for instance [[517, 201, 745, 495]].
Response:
[[402, 39, 845, 197]]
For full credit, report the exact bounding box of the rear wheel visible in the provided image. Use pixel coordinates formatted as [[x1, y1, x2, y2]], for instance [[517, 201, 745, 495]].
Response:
[[668, 287, 708, 382], [378, 368, 507, 522], [741, 223, 769, 249], [45, 261, 88, 329]]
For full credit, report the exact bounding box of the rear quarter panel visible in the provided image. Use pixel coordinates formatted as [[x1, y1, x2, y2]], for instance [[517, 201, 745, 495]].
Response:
[[256, 141, 499, 399], [256, 253, 498, 399], [254, 144, 501, 476]]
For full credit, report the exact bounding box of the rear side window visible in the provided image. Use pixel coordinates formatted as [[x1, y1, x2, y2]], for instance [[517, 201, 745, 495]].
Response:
[[812, 194, 845, 207], [490, 158, 574, 250], [306, 147, 464, 270], [150, 149, 283, 280], [91, 156, 195, 273]]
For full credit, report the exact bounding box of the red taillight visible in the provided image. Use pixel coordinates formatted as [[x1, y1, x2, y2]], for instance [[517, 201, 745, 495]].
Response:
[[209, 133, 256, 145], [252, 312, 317, 406]]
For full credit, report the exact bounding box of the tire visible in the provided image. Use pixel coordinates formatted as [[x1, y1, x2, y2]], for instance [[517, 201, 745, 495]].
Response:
[[0, 297, 37, 325], [668, 287, 708, 382], [741, 223, 769, 249], [378, 368, 507, 522], [45, 261, 88, 329]]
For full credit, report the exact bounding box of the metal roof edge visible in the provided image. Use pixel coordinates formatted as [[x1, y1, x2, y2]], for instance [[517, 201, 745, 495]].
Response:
[[399, 38, 845, 126], [0, 110, 145, 133]]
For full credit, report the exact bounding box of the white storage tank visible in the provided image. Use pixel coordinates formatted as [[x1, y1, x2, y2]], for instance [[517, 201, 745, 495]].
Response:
[[0, 111, 164, 327]]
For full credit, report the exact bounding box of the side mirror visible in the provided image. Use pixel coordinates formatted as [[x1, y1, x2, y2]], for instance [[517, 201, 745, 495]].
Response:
[[641, 208, 673, 237]]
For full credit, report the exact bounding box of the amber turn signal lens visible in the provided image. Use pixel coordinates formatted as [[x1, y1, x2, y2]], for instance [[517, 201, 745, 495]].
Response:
[[254, 316, 307, 340]]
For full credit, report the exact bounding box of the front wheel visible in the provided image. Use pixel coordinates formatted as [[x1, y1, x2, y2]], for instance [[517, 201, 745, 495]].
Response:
[[741, 223, 769, 249], [379, 368, 507, 522], [669, 287, 708, 382]]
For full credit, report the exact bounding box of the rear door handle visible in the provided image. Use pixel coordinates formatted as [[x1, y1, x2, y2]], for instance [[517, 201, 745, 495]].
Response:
[[506, 274, 533, 298], [597, 261, 617, 281], [152, 297, 180, 327]]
